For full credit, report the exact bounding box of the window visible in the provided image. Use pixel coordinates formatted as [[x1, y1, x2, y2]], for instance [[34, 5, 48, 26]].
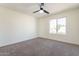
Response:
[[49, 17, 66, 34], [49, 19, 56, 34]]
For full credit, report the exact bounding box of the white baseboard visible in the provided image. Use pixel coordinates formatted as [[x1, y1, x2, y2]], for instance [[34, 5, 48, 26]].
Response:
[[39, 36, 79, 46], [0, 33, 38, 47]]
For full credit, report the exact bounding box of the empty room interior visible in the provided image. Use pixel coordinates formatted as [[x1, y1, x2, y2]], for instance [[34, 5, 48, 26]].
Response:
[[0, 3, 79, 56]]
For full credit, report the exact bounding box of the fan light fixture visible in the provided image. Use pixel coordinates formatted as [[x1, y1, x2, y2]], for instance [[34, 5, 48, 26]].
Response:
[[39, 10, 44, 13]]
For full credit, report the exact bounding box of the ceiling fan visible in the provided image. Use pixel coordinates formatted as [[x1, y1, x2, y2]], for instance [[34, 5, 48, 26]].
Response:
[[33, 3, 50, 14]]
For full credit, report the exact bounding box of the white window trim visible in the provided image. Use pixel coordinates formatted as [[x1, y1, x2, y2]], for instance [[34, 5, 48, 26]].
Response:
[[49, 17, 66, 35]]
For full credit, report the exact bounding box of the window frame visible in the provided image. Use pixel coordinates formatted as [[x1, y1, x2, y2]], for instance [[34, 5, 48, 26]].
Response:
[[49, 17, 66, 35]]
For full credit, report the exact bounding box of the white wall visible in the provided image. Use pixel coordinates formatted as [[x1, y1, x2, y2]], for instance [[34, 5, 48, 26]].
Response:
[[0, 6, 37, 47], [0, 6, 79, 47], [38, 8, 79, 45]]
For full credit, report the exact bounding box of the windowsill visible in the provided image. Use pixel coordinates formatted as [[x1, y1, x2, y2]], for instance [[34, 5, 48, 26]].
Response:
[[49, 33, 66, 35]]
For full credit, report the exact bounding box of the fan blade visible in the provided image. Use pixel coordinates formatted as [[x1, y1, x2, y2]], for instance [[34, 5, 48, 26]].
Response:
[[33, 10, 40, 13], [43, 10, 49, 14]]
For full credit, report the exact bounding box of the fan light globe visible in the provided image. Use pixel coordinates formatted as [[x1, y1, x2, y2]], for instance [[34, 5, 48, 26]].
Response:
[[39, 10, 43, 13]]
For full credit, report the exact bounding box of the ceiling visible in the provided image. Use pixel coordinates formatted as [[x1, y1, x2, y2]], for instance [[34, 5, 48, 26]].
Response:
[[0, 3, 79, 18]]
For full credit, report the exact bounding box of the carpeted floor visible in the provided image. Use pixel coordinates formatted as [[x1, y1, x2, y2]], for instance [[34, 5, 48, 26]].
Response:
[[0, 37, 79, 56]]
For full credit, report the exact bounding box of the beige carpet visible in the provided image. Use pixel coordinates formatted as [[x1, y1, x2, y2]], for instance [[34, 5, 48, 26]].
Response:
[[0, 37, 79, 56]]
